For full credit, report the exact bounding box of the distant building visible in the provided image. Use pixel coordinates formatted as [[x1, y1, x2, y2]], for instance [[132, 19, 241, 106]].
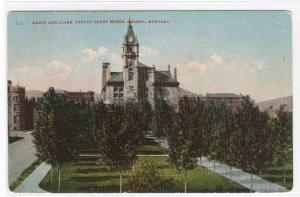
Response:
[[8, 80, 34, 132], [56, 90, 95, 105], [204, 93, 242, 111], [256, 96, 292, 117]]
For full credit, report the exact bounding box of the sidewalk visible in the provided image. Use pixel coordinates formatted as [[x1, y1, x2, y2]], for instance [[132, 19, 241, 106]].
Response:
[[14, 162, 51, 193], [9, 131, 37, 184], [197, 157, 288, 192]]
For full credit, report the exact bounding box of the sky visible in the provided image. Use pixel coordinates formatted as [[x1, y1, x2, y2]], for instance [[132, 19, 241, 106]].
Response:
[[7, 11, 292, 102]]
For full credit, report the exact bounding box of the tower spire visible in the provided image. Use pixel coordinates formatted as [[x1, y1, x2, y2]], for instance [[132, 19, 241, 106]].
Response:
[[124, 19, 138, 45]]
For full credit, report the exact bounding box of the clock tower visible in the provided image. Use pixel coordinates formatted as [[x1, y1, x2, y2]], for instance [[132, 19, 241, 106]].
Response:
[[122, 21, 139, 102]]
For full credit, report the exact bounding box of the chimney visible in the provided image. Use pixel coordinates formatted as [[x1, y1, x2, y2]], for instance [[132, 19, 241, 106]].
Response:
[[102, 62, 111, 90], [174, 67, 177, 81], [168, 64, 170, 72]]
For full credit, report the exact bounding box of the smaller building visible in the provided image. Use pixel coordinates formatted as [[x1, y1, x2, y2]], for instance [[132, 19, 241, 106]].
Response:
[[8, 80, 34, 132], [205, 93, 242, 111], [56, 90, 95, 105], [256, 96, 292, 117]]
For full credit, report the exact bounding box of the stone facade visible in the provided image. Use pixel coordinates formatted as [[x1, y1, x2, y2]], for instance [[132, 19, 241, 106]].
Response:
[[205, 93, 242, 111], [56, 90, 95, 105], [8, 80, 34, 132], [101, 22, 180, 107]]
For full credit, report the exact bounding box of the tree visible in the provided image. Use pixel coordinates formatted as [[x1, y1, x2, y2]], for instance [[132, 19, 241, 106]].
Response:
[[167, 97, 194, 193], [154, 98, 174, 147], [33, 88, 81, 192], [190, 97, 209, 165], [207, 104, 221, 174], [270, 108, 293, 185], [127, 161, 175, 192], [139, 100, 153, 135], [95, 102, 143, 193], [234, 95, 273, 192]]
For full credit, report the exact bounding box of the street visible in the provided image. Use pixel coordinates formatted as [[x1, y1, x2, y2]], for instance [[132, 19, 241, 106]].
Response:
[[8, 131, 37, 185]]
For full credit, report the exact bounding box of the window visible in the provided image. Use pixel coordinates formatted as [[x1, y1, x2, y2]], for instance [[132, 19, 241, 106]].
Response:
[[128, 67, 133, 80], [128, 47, 132, 53], [113, 86, 124, 105], [129, 86, 134, 92], [14, 116, 17, 123], [14, 104, 17, 112]]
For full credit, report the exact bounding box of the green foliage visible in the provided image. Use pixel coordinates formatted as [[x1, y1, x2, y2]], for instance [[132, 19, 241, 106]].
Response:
[[127, 161, 175, 192], [154, 98, 173, 138], [32, 88, 81, 165], [95, 102, 143, 170], [138, 100, 153, 134], [233, 96, 273, 171], [167, 97, 194, 171], [269, 109, 293, 165], [39, 156, 248, 193], [190, 98, 209, 159]]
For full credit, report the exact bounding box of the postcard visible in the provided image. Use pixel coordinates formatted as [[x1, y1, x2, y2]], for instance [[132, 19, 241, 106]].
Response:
[[7, 10, 292, 193]]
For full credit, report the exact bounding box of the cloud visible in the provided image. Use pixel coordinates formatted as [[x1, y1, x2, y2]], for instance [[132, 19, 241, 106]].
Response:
[[47, 60, 72, 75], [255, 61, 265, 71], [176, 53, 236, 94], [184, 61, 209, 75], [81, 48, 100, 61], [209, 54, 224, 65], [81, 47, 122, 66], [140, 46, 159, 57], [8, 60, 84, 92]]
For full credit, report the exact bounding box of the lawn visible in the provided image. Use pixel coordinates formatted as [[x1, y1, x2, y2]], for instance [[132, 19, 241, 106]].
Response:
[[137, 138, 167, 155], [39, 137, 248, 193], [253, 163, 293, 190], [8, 136, 24, 144]]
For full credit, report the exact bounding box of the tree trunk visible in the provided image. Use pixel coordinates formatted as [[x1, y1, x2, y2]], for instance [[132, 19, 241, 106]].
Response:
[[119, 171, 123, 193], [132, 158, 135, 171], [58, 169, 61, 192], [199, 156, 202, 166], [283, 158, 286, 185], [184, 171, 187, 193], [250, 173, 253, 192], [50, 168, 53, 184], [213, 157, 216, 175], [229, 165, 232, 185], [259, 169, 262, 176]]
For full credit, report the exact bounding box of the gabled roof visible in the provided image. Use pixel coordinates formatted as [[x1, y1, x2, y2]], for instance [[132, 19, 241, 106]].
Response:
[[137, 61, 151, 68], [205, 93, 240, 98], [155, 70, 176, 83], [107, 72, 123, 82]]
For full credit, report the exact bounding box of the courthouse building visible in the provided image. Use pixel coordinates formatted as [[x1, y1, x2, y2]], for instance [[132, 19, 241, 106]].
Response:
[[101, 22, 184, 107]]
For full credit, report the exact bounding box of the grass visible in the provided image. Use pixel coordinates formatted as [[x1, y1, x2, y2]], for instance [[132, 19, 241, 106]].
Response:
[[8, 136, 24, 144], [9, 160, 42, 191], [39, 137, 248, 192], [137, 138, 167, 155], [40, 145, 248, 193], [253, 163, 293, 190]]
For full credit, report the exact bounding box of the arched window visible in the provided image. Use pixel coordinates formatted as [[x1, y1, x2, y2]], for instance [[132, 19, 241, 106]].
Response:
[[128, 67, 133, 80], [127, 58, 132, 67]]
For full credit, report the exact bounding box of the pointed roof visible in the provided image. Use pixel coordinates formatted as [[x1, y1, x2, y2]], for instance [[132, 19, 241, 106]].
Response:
[[127, 20, 135, 38], [123, 20, 139, 45]]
